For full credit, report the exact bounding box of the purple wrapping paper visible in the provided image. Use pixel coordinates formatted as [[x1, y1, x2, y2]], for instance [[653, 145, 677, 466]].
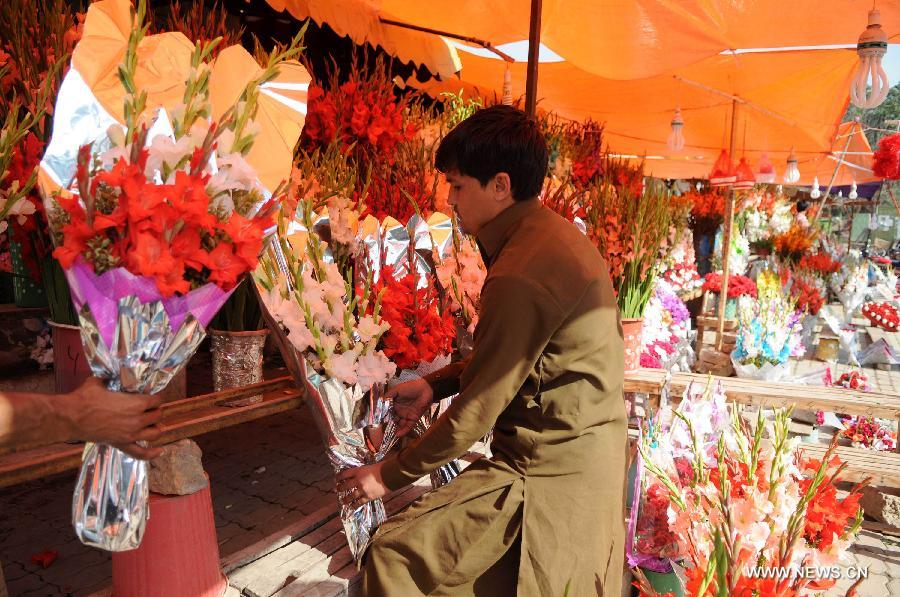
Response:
[[66, 259, 232, 350]]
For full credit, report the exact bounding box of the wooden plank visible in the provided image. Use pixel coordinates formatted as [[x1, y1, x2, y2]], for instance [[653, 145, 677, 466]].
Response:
[[623, 369, 900, 420], [162, 376, 293, 416], [0, 385, 304, 488], [797, 443, 900, 487]]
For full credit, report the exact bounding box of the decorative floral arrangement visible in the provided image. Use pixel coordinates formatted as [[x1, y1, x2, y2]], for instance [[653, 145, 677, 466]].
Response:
[[660, 262, 702, 296], [634, 383, 867, 597], [774, 224, 815, 262], [686, 188, 725, 234], [861, 301, 899, 332], [872, 132, 900, 180], [840, 417, 897, 452], [788, 277, 824, 316], [582, 168, 671, 318], [798, 252, 841, 279], [826, 369, 870, 391], [301, 57, 419, 163], [732, 272, 804, 372], [434, 229, 486, 334], [830, 262, 870, 319], [701, 272, 757, 299], [368, 266, 456, 371], [712, 225, 750, 275]]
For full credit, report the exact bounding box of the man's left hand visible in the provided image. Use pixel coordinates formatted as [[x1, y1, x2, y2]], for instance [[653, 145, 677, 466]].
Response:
[[335, 461, 389, 510]]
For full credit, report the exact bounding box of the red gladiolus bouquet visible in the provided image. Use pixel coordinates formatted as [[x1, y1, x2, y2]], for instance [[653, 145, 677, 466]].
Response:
[[789, 277, 824, 316], [861, 301, 899, 332], [634, 381, 867, 597], [38, 0, 306, 552], [368, 265, 456, 371], [798, 252, 842, 279], [701, 272, 757, 299]]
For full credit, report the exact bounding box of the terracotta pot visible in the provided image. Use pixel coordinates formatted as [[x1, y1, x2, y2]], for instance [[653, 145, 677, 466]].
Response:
[[210, 329, 268, 405], [622, 317, 644, 371], [112, 479, 225, 597], [50, 322, 91, 395]]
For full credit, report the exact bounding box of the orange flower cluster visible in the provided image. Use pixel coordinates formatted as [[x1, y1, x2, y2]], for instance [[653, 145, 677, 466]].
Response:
[[773, 224, 814, 261], [368, 267, 456, 370], [53, 147, 273, 296]]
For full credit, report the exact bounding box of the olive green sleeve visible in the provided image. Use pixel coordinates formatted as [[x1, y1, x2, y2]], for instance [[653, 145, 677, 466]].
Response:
[[380, 275, 565, 489]]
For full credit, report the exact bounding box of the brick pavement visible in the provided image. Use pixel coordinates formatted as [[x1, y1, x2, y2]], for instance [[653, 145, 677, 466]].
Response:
[[0, 406, 333, 596]]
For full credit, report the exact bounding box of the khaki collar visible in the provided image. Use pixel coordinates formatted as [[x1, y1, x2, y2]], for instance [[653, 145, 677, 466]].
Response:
[[475, 198, 541, 264]]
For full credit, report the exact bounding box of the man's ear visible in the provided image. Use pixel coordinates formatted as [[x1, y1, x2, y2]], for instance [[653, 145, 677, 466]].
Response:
[[492, 172, 512, 201]]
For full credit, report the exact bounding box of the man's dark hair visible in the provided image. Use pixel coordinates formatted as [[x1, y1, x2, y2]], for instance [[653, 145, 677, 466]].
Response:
[[435, 105, 548, 201]]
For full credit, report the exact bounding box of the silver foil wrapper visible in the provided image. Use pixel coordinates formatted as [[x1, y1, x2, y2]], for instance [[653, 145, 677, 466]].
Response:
[[304, 363, 399, 563], [72, 296, 205, 551]]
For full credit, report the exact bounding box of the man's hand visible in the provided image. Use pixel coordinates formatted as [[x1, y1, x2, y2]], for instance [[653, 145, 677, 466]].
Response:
[[385, 378, 433, 437], [335, 461, 388, 510], [66, 378, 164, 460]]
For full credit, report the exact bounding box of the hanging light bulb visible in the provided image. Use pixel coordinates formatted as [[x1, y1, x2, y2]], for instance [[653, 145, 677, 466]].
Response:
[[849, 180, 859, 200], [784, 148, 800, 184], [809, 176, 821, 199], [502, 65, 513, 106], [850, 8, 890, 109], [667, 108, 685, 152]]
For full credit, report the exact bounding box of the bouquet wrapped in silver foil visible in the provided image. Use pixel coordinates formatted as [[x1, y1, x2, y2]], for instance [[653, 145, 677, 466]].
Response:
[[67, 262, 233, 551]]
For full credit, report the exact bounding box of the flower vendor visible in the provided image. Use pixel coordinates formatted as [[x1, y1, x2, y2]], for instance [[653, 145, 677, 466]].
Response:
[[337, 106, 627, 596]]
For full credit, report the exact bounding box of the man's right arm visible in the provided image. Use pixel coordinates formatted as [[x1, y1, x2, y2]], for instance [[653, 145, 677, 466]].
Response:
[[422, 359, 469, 401]]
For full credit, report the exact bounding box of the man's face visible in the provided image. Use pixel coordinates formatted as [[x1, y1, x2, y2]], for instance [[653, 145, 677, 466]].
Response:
[[444, 169, 501, 235]]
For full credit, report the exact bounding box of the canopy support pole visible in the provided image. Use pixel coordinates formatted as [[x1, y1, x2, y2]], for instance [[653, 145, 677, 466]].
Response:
[[525, 0, 542, 117], [819, 120, 858, 214], [378, 17, 516, 63], [715, 99, 739, 351]]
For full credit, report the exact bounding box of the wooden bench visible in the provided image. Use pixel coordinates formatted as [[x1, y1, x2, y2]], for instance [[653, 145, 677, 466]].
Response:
[[624, 368, 900, 485], [0, 376, 303, 488]]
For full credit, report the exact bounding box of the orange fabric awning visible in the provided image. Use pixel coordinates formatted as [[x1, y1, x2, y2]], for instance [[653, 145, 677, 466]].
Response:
[[415, 47, 880, 184], [268, 0, 900, 80]]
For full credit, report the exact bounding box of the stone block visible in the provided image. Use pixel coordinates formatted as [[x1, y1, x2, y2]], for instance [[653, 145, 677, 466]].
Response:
[[149, 439, 207, 496], [861, 486, 900, 530]]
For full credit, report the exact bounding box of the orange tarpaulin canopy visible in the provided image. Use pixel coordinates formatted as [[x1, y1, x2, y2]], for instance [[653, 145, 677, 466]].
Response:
[[415, 46, 881, 184], [267, 0, 900, 80], [265, 0, 890, 183]]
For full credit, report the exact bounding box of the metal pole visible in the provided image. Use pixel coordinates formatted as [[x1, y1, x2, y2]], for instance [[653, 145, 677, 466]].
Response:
[[715, 99, 739, 351], [525, 0, 542, 117], [377, 17, 516, 63]]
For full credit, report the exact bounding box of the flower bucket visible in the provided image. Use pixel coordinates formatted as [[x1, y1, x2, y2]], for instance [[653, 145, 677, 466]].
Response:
[[10, 239, 46, 308], [640, 568, 684, 597], [50, 322, 91, 395], [622, 318, 644, 370], [210, 329, 268, 406], [708, 293, 738, 319]]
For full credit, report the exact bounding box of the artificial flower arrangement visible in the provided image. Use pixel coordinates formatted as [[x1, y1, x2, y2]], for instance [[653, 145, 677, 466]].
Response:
[[731, 271, 804, 380], [861, 301, 899, 332], [633, 379, 867, 597], [37, 0, 308, 551]]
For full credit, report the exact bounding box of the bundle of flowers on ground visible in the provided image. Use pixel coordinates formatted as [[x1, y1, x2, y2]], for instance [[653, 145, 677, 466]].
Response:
[[633, 379, 867, 597], [731, 271, 804, 381], [861, 301, 899, 332], [37, 0, 306, 552], [840, 416, 897, 452]]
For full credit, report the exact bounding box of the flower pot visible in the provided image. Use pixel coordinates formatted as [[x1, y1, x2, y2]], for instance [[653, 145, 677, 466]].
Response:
[[210, 329, 268, 405], [622, 317, 644, 371], [10, 239, 46, 308], [50, 322, 92, 395], [112, 480, 225, 597]]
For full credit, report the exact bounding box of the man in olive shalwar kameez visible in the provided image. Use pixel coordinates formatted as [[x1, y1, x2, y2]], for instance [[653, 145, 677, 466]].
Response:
[[336, 105, 626, 596]]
